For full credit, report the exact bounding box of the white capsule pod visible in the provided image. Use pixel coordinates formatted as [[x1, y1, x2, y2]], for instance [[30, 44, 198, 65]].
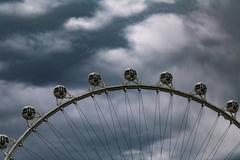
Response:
[[226, 100, 239, 113], [160, 72, 173, 85], [194, 82, 207, 96], [53, 85, 67, 99], [88, 72, 102, 86], [22, 106, 36, 120], [0, 134, 9, 149], [124, 68, 137, 81]]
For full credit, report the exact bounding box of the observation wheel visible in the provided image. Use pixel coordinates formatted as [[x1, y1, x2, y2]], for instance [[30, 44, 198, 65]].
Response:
[[1, 68, 240, 160]]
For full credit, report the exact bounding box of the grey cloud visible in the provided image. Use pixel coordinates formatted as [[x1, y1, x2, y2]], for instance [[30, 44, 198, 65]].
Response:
[[64, 0, 180, 31], [0, 1, 98, 39], [0, 0, 76, 17]]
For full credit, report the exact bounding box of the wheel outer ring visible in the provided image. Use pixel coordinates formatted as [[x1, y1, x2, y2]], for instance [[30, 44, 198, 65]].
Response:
[[5, 84, 240, 160]]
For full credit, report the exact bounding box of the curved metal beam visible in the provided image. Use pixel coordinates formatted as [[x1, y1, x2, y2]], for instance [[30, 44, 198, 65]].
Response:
[[4, 84, 240, 160]]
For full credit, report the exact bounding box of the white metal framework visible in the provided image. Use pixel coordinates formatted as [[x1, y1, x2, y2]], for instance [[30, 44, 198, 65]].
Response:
[[1, 70, 240, 160]]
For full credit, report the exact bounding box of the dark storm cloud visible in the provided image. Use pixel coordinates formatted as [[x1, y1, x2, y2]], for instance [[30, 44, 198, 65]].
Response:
[[0, 0, 23, 2], [0, 0, 198, 88], [202, 0, 240, 41], [0, 26, 128, 87], [0, 1, 97, 39]]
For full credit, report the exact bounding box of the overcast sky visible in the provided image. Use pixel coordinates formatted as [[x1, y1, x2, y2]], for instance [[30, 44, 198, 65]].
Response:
[[0, 0, 240, 159]]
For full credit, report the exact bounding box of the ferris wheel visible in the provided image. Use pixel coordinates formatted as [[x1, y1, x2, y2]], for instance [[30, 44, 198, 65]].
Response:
[[1, 68, 240, 160]]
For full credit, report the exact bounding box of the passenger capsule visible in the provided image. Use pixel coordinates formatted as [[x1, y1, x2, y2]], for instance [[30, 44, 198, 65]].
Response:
[[22, 106, 36, 120], [124, 68, 137, 81], [88, 72, 102, 86], [226, 100, 239, 113], [160, 72, 173, 85], [0, 134, 9, 149], [53, 85, 67, 99], [194, 82, 207, 95]]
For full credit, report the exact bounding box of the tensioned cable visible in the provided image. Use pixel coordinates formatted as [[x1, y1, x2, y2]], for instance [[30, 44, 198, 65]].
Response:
[[179, 100, 191, 157], [34, 131, 63, 160], [207, 124, 231, 160], [139, 89, 151, 159], [200, 124, 230, 160], [21, 146, 44, 160], [187, 106, 204, 160], [64, 106, 115, 160], [61, 110, 92, 160], [157, 91, 163, 158], [204, 124, 231, 160], [92, 96, 127, 160], [123, 90, 134, 158], [124, 90, 144, 160], [138, 90, 143, 160], [160, 94, 173, 160], [91, 97, 116, 160], [179, 105, 204, 160], [75, 100, 121, 160], [138, 89, 142, 160], [150, 91, 160, 160], [46, 121, 86, 160], [45, 122, 77, 160], [169, 94, 174, 160], [21, 146, 40, 160], [170, 99, 191, 160], [224, 141, 240, 160], [105, 95, 130, 160], [73, 103, 107, 160], [36, 130, 70, 160], [210, 126, 231, 160], [198, 116, 221, 160], [5, 85, 240, 160], [105, 93, 135, 160], [193, 115, 220, 160]]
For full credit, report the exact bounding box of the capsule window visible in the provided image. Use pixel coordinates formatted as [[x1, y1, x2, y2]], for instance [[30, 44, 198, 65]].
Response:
[[166, 74, 171, 78], [196, 85, 200, 89]]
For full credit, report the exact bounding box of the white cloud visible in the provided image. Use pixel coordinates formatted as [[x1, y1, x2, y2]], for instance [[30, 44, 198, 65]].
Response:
[[0, 0, 71, 17], [64, 11, 113, 31], [187, 12, 228, 42], [95, 12, 229, 71], [102, 0, 147, 17], [0, 32, 72, 54], [95, 14, 191, 70], [65, 0, 146, 31], [0, 81, 53, 112], [126, 14, 191, 55], [150, 0, 175, 3], [64, 0, 176, 31], [93, 12, 233, 104]]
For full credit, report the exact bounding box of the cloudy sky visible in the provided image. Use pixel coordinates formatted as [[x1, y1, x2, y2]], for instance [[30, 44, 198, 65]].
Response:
[[0, 0, 240, 159]]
